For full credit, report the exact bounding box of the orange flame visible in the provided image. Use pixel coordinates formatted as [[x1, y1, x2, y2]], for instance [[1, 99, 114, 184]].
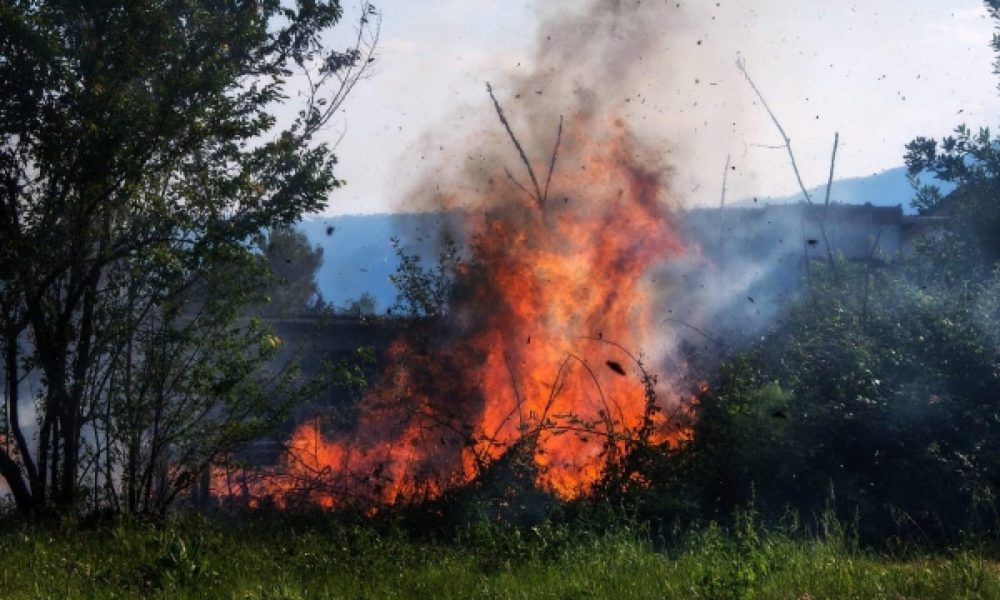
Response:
[[214, 117, 693, 509]]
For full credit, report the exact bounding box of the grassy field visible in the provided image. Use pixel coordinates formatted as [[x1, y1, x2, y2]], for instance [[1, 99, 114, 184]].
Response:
[[1, 515, 999, 599]]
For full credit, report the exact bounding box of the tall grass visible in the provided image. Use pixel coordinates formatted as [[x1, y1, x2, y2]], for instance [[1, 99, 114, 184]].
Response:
[[0, 511, 998, 599]]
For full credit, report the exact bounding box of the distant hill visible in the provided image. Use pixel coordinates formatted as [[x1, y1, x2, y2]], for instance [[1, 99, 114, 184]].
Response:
[[302, 166, 952, 309], [740, 166, 953, 213]]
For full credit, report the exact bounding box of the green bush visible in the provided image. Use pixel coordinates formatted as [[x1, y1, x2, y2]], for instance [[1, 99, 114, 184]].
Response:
[[660, 257, 1000, 544]]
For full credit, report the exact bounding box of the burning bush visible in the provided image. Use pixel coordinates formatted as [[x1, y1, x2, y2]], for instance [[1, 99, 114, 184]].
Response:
[[213, 93, 697, 512]]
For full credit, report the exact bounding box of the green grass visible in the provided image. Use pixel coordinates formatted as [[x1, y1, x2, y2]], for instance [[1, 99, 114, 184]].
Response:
[[0, 515, 999, 599]]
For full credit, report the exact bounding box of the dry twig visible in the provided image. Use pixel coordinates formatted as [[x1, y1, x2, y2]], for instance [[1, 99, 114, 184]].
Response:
[[736, 57, 840, 280], [543, 115, 564, 202], [486, 82, 563, 211], [823, 132, 840, 210], [719, 154, 731, 261]]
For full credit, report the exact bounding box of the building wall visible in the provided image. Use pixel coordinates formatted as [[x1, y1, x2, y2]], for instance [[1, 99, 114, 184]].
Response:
[[686, 202, 913, 266]]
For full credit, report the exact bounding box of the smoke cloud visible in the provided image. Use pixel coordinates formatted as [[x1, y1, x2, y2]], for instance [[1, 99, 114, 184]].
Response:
[[388, 0, 797, 377]]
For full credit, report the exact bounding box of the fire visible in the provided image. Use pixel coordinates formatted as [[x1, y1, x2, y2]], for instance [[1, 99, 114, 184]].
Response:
[[213, 115, 692, 510]]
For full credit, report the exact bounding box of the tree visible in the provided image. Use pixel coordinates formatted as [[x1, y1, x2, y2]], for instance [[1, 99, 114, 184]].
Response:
[[258, 226, 328, 316], [905, 125, 1000, 277], [0, 0, 378, 516], [97, 255, 307, 515], [904, 1, 1000, 276], [987, 0, 1000, 91], [340, 292, 377, 317]]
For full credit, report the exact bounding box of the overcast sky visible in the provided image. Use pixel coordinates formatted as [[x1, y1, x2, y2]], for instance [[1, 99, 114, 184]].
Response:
[[317, 1, 1000, 215]]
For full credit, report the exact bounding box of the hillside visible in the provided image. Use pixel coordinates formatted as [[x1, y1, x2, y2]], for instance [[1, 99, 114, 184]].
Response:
[[744, 166, 952, 212]]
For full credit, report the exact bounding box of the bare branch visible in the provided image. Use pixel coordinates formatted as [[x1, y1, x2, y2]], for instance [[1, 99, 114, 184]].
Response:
[[736, 57, 839, 280], [504, 167, 536, 204], [486, 82, 545, 210], [540, 355, 573, 424], [660, 317, 724, 348], [566, 353, 620, 428], [481, 353, 525, 444], [719, 154, 731, 261], [823, 132, 840, 210], [542, 115, 564, 203], [300, 2, 381, 141]]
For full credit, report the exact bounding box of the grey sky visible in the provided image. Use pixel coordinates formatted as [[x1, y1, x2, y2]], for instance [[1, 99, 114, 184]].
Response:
[[321, 1, 1000, 215]]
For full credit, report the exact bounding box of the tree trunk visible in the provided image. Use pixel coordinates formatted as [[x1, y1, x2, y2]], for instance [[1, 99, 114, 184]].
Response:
[[2, 330, 40, 515]]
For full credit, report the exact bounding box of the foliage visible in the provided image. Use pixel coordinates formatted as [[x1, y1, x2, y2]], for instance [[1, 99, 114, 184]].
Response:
[[101, 249, 332, 515], [338, 292, 378, 317], [0, 0, 378, 517], [904, 2, 1000, 272], [1, 513, 999, 598], [388, 234, 461, 318], [702, 5, 1000, 540], [309, 345, 377, 433], [258, 226, 329, 316], [987, 0, 1000, 90], [669, 258, 1000, 544], [619, 12, 1000, 543], [905, 124, 1000, 274], [606, 110, 1000, 537]]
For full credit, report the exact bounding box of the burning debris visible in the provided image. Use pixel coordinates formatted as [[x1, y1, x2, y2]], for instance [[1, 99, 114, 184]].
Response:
[[606, 360, 627, 376]]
